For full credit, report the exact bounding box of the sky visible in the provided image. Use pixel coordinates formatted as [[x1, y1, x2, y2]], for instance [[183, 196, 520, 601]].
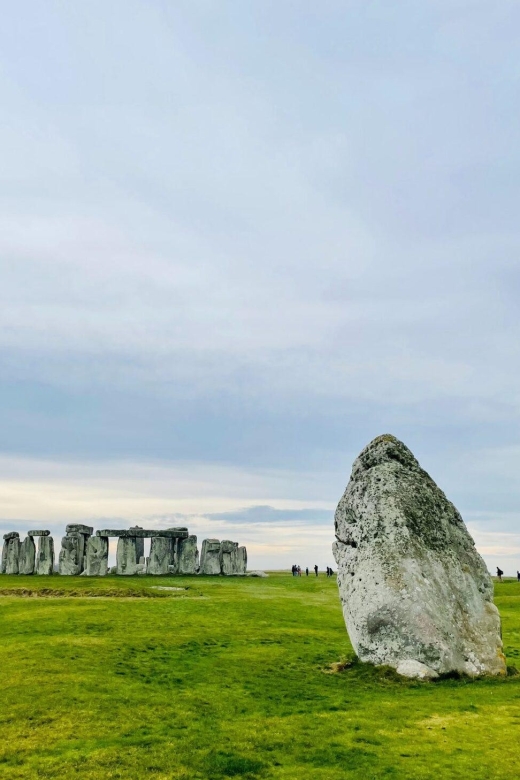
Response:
[[1, 0, 520, 572]]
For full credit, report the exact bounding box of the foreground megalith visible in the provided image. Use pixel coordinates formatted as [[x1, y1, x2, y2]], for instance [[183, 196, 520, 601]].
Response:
[[116, 537, 138, 575], [332, 434, 506, 679], [59, 533, 83, 575], [220, 540, 238, 575], [3, 533, 20, 575], [148, 537, 172, 575]]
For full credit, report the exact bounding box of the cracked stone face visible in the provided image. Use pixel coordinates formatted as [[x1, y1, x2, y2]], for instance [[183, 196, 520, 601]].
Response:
[[333, 434, 506, 679]]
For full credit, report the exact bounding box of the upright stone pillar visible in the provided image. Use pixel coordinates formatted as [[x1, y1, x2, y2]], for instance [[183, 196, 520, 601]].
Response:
[[149, 537, 172, 575], [5, 535, 21, 574], [220, 540, 238, 575], [34, 533, 54, 575], [19, 536, 36, 575], [85, 536, 109, 576], [129, 526, 144, 564], [116, 537, 138, 575], [177, 535, 199, 574], [200, 539, 221, 575], [1, 538, 9, 573], [59, 533, 83, 575], [66, 525, 93, 573], [236, 546, 247, 574]]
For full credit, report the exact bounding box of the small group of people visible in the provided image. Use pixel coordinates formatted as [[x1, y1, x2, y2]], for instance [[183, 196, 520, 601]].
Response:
[[495, 567, 520, 582], [291, 564, 334, 577]]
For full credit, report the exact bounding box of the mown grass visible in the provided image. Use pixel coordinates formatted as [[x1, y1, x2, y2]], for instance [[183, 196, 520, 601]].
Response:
[[0, 573, 519, 779]]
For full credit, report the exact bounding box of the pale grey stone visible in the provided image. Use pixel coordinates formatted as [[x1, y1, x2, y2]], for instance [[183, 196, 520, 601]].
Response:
[[220, 540, 238, 575], [129, 526, 145, 563], [139, 556, 146, 564], [236, 546, 247, 574], [3, 532, 19, 540], [66, 524, 94, 535], [177, 535, 199, 574], [59, 534, 83, 575], [19, 536, 36, 575], [148, 537, 172, 575], [396, 660, 439, 680], [247, 570, 268, 577], [116, 537, 138, 575], [136, 563, 147, 574], [27, 530, 50, 537], [199, 539, 221, 575], [85, 536, 109, 576], [96, 528, 188, 538], [36, 536, 54, 575], [6, 537, 21, 574], [1, 539, 7, 573], [333, 434, 507, 679]]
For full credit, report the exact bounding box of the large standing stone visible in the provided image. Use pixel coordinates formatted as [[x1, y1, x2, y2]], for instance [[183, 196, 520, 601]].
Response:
[[85, 536, 109, 576], [129, 526, 145, 563], [236, 546, 247, 574], [1, 539, 9, 573], [5, 536, 21, 574], [59, 533, 84, 575], [177, 535, 199, 574], [19, 537, 36, 575], [149, 537, 172, 575], [36, 536, 54, 575], [66, 525, 93, 573], [116, 537, 138, 576], [220, 540, 238, 575], [333, 434, 506, 679], [200, 539, 221, 575]]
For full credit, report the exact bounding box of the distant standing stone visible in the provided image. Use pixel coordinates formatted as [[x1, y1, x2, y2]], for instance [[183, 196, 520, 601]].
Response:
[[333, 435, 506, 678], [200, 539, 221, 575], [220, 540, 238, 575], [59, 533, 83, 575], [5, 536, 21, 575], [19, 536, 36, 575], [148, 537, 172, 575], [177, 535, 199, 575], [129, 526, 145, 563], [116, 537, 138, 576], [236, 546, 247, 574], [36, 535, 55, 576], [85, 536, 109, 576]]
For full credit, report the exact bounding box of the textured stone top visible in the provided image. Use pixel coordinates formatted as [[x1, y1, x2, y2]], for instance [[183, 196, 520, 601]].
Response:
[[3, 532, 19, 540], [96, 528, 188, 538], [28, 530, 51, 537], [66, 524, 94, 535]]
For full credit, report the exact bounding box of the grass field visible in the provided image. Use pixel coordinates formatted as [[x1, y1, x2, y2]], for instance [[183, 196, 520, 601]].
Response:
[[0, 573, 519, 780]]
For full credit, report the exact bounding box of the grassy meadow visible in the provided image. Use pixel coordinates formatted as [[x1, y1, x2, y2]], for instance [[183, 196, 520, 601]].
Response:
[[0, 572, 519, 780]]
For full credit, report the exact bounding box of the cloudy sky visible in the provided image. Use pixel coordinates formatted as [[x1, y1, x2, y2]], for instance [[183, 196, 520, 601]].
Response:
[[1, 1, 519, 572]]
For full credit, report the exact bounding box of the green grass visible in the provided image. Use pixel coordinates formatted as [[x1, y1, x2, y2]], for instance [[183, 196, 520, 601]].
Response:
[[0, 573, 519, 779]]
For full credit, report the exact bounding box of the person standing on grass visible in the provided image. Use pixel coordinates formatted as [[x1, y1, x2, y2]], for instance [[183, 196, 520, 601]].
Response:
[[314, 564, 318, 576], [306, 567, 309, 576], [497, 567, 503, 582], [517, 570, 520, 581]]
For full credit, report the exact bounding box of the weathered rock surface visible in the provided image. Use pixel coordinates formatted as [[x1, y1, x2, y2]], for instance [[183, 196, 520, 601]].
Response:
[[19, 536, 36, 575], [97, 528, 188, 538], [116, 537, 138, 575], [28, 530, 50, 537], [3, 532, 19, 540], [85, 536, 109, 576], [236, 546, 247, 574], [36, 536, 54, 575], [220, 540, 238, 575], [177, 535, 199, 574], [200, 539, 221, 575], [5, 537, 21, 574], [66, 524, 94, 535], [333, 434, 506, 678], [129, 526, 145, 563], [59, 533, 83, 575], [148, 537, 172, 575]]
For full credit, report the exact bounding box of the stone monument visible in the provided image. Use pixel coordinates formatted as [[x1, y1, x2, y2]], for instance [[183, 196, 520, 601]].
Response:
[[333, 434, 506, 679]]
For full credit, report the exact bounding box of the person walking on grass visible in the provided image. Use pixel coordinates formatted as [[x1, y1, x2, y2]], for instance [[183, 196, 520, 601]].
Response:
[[314, 564, 318, 577], [497, 567, 503, 582], [517, 570, 520, 582]]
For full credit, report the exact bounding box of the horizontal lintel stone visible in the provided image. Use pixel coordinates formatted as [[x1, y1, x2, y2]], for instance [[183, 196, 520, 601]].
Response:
[[28, 530, 51, 537], [66, 524, 94, 535], [96, 528, 188, 539], [3, 532, 19, 540]]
